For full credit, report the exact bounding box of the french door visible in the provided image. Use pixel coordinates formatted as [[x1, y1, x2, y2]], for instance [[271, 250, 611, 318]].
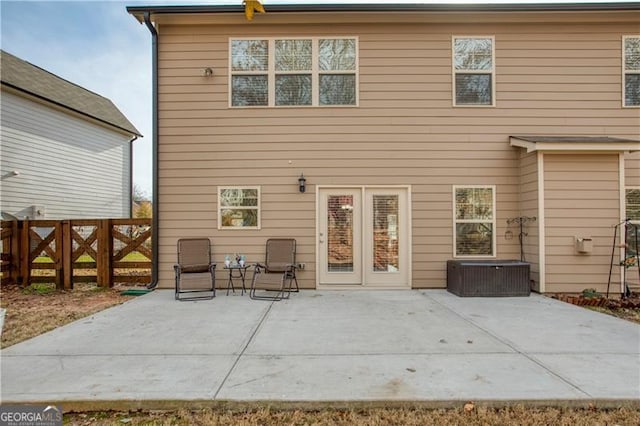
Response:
[[318, 187, 409, 288]]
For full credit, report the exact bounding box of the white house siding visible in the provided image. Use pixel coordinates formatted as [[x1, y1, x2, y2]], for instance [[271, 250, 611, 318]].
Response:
[[0, 90, 131, 219], [154, 18, 640, 290]]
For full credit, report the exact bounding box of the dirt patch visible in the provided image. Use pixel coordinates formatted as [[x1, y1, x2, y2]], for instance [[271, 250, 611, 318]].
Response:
[[551, 292, 640, 325], [64, 406, 640, 425], [0, 283, 133, 348]]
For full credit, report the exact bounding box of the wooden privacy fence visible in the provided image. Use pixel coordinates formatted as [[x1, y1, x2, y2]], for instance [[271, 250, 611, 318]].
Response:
[[0, 219, 151, 289]]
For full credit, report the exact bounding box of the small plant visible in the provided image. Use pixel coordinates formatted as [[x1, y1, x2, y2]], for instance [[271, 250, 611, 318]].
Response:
[[21, 283, 56, 295], [582, 288, 602, 299]]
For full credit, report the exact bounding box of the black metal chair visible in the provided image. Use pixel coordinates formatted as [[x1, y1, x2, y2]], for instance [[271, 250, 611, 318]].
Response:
[[174, 238, 216, 301]]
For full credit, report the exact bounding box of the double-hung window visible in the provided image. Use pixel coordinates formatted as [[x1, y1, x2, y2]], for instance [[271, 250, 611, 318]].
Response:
[[230, 37, 358, 107], [453, 186, 496, 257], [218, 187, 260, 229], [623, 36, 640, 107], [626, 187, 640, 253], [452, 36, 495, 106]]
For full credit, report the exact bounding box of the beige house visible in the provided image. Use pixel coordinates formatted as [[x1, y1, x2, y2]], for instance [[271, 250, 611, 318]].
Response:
[[128, 2, 640, 295]]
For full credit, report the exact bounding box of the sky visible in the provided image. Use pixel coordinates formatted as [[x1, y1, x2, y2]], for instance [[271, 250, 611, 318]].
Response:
[[1, 0, 636, 198]]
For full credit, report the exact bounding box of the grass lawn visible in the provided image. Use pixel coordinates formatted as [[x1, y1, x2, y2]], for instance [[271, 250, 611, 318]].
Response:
[[33, 252, 150, 263], [64, 406, 640, 425]]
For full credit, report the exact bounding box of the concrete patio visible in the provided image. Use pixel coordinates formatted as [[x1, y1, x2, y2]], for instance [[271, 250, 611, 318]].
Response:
[[1, 290, 638, 410]]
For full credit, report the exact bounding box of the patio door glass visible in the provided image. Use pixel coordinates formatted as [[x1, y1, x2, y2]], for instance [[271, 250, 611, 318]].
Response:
[[364, 188, 409, 286], [319, 189, 362, 284], [319, 187, 409, 287]]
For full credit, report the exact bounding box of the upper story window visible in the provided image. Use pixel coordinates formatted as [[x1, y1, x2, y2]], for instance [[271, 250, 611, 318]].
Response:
[[623, 36, 640, 107], [218, 187, 260, 229], [452, 36, 495, 107], [453, 186, 496, 257], [230, 37, 358, 107]]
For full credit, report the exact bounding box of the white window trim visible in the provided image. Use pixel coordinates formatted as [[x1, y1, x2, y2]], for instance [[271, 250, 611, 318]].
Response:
[[622, 35, 640, 108], [229, 36, 359, 108], [627, 186, 640, 224], [451, 35, 496, 108], [217, 186, 261, 230], [452, 185, 497, 258]]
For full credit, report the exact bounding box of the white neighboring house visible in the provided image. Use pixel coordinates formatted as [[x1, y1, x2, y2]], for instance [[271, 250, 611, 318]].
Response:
[[0, 50, 142, 220]]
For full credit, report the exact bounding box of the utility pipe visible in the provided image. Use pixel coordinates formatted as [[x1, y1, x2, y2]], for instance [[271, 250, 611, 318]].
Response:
[[143, 11, 159, 290]]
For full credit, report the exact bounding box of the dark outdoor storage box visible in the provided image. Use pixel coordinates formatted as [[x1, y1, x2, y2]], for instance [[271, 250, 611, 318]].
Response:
[[446, 260, 530, 297]]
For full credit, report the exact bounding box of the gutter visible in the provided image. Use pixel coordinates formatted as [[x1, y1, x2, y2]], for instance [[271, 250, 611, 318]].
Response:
[[127, 2, 640, 16], [142, 11, 159, 290]]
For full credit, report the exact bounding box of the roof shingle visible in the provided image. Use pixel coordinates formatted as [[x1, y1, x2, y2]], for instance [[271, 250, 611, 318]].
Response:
[[0, 50, 141, 136]]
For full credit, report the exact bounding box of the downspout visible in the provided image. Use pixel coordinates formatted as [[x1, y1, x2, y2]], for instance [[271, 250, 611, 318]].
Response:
[[143, 11, 159, 290], [128, 135, 138, 218]]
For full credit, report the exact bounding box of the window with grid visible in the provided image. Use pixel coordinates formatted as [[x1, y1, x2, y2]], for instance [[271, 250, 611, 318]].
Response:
[[218, 187, 260, 229], [626, 187, 640, 253], [452, 36, 495, 106], [454, 186, 496, 256], [624, 36, 640, 107], [230, 37, 357, 107]]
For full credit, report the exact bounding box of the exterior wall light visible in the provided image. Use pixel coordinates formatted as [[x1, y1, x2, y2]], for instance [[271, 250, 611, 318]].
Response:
[[298, 174, 306, 193], [203, 67, 214, 77]]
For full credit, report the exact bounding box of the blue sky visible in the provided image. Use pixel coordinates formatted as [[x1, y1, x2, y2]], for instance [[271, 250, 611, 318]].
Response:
[[1, 0, 635, 197]]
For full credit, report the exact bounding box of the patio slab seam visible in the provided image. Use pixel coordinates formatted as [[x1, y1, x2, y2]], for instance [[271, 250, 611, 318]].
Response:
[[419, 291, 592, 398], [231, 351, 520, 357], [213, 300, 276, 399]]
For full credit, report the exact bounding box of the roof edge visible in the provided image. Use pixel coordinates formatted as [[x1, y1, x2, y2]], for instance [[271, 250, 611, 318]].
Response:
[[510, 136, 640, 154], [1, 82, 142, 137], [127, 2, 640, 16]]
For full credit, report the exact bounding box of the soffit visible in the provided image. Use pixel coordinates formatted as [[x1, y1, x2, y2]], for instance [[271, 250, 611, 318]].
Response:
[[510, 136, 640, 153]]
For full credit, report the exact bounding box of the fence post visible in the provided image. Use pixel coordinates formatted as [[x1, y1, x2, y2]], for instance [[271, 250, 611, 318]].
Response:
[[62, 220, 73, 290], [53, 222, 64, 289], [10, 221, 20, 284], [97, 219, 113, 287], [20, 220, 31, 287]]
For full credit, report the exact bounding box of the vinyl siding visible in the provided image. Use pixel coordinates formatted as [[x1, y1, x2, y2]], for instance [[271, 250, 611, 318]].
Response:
[[544, 154, 620, 294], [155, 19, 639, 290], [519, 152, 540, 290], [627, 152, 640, 188], [0, 90, 131, 219]]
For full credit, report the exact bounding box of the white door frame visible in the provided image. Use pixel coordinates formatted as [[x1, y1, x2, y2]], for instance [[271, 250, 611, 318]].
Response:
[[316, 185, 412, 290]]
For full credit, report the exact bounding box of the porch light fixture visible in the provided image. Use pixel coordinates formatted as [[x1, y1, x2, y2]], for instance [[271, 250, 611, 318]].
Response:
[[203, 67, 214, 77], [298, 174, 306, 193]]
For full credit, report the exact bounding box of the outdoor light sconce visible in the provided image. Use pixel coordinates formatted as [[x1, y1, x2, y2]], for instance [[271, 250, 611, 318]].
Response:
[[203, 67, 214, 77], [298, 174, 306, 193]]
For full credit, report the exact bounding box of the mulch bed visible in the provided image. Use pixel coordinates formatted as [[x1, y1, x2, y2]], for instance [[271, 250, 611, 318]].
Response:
[[552, 293, 640, 309], [551, 292, 640, 324]]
